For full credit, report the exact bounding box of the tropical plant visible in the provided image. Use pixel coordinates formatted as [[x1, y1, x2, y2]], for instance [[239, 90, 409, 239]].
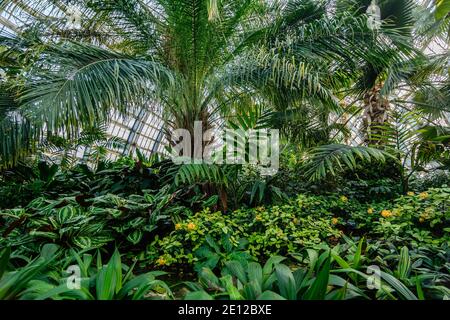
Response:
[[0, 187, 186, 255], [371, 111, 450, 192], [0, 0, 413, 166], [0, 244, 59, 300], [193, 234, 254, 273], [21, 248, 173, 300], [301, 144, 393, 182], [39, 123, 126, 170], [183, 255, 295, 300], [183, 244, 438, 300]]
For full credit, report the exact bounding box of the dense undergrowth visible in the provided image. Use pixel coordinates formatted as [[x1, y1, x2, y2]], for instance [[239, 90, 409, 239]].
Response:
[[0, 156, 448, 300], [1, 0, 449, 303]]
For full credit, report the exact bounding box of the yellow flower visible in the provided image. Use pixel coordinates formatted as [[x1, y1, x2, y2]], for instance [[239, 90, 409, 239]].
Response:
[[419, 192, 429, 200], [187, 222, 196, 231], [381, 210, 392, 218], [367, 208, 374, 215], [175, 223, 182, 230], [255, 214, 263, 222], [407, 192, 414, 196], [340, 196, 348, 202], [156, 257, 167, 266], [419, 217, 425, 223], [420, 212, 430, 220], [332, 218, 339, 225], [256, 206, 265, 212]]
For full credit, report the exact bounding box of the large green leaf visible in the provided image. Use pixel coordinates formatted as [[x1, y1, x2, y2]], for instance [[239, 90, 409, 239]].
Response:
[[0, 247, 11, 279], [302, 144, 393, 181], [436, 0, 450, 20], [184, 291, 214, 300], [303, 256, 331, 300], [275, 264, 298, 300], [257, 290, 286, 300]]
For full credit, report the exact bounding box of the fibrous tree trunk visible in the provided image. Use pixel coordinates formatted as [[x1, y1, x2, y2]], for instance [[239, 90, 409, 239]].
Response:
[[361, 83, 391, 146]]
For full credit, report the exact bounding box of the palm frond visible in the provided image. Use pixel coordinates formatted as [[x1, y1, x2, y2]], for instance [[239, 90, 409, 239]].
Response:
[[162, 163, 229, 188], [302, 144, 393, 181], [19, 40, 174, 137], [0, 83, 35, 168]]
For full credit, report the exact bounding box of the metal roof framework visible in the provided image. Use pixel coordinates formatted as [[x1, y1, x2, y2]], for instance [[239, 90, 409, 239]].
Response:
[[0, 0, 448, 161], [0, 0, 168, 160]]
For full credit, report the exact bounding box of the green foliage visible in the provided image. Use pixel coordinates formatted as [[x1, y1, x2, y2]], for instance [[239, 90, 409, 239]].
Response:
[[234, 205, 341, 257], [183, 242, 447, 300], [147, 188, 449, 270], [369, 189, 450, 247], [0, 159, 159, 209], [0, 0, 449, 302], [147, 209, 245, 267], [40, 123, 126, 171], [435, 0, 450, 20], [164, 163, 229, 188], [409, 170, 450, 191], [1, 0, 427, 171], [0, 186, 189, 256], [193, 235, 255, 273], [0, 156, 448, 301], [0, 244, 59, 300], [21, 248, 172, 300], [184, 256, 291, 300], [227, 164, 289, 208], [302, 144, 392, 182], [146, 204, 341, 268]]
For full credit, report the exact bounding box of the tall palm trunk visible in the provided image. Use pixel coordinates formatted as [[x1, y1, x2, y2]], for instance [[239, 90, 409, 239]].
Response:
[[362, 83, 390, 146]]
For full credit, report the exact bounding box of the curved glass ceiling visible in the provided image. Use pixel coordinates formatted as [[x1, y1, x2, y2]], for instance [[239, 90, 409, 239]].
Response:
[[0, 0, 168, 159], [0, 0, 448, 160]]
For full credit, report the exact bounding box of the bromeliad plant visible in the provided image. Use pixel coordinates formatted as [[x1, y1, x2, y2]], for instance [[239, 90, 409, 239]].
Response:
[[183, 255, 298, 300], [182, 244, 429, 300], [21, 248, 173, 300], [184, 237, 450, 301], [0, 244, 59, 300]]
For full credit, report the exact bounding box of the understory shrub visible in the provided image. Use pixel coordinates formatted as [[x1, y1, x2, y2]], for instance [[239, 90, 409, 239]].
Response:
[[0, 187, 191, 256], [146, 189, 449, 269], [146, 205, 342, 268]]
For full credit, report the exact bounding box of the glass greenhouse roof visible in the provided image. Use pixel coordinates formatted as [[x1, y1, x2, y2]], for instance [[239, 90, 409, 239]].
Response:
[[0, 0, 168, 160], [0, 0, 448, 161]]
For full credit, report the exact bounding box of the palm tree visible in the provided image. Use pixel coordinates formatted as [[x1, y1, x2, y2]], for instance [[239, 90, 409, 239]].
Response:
[[299, 0, 450, 186], [362, 82, 391, 145], [0, 0, 414, 167], [340, 0, 449, 146], [334, 0, 419, 145]]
